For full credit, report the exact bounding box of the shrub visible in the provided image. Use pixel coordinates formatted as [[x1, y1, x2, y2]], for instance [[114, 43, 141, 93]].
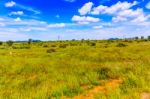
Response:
[[47, 49, 56, 53], [59, 44, 68, 48], [102, 44, 108, 48], [0, 41, 3, 46], [70, 43, 77, 46], [135, 37, 139, 40], [62, 86, 81, 97], [12, 46, 17, 49], [51, 44, 57, 47], [90, 42, 96, 46], [96, 67, 111, 80], [28, 38, 32, 45], [116, 43, 127, 47], [148, 36, 150, 40], [141, 36, 144, 40], [6, 40, 14, 47], [43, 44, 49, 48], [20, 46, 31, 49]]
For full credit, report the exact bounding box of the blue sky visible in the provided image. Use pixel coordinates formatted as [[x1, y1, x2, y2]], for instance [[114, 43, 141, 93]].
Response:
[[0, 0, 150, 41]]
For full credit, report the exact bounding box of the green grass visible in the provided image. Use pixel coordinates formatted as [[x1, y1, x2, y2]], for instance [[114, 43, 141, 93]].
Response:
[[0, 40, 150, 99]]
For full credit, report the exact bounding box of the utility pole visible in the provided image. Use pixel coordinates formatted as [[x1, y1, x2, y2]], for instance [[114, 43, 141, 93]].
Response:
[[58, 35, 60, 41]]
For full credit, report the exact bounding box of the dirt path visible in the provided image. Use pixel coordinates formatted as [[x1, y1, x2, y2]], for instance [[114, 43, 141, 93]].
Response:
[[141, 92, 150, 99], [73, 79, 123, 99]]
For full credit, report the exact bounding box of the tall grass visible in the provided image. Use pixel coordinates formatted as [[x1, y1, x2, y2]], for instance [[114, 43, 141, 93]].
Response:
[[0, 40, 150, 98]]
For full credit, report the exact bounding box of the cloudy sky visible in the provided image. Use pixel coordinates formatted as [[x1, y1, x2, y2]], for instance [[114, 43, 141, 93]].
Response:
[[0, 0, 150, 41]]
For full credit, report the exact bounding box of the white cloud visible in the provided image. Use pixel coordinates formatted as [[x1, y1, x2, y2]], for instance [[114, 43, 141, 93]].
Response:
[[91, 1, 138, 15], [16, 4, 41, 14], [91, 5, 108, 15], [112, 16, 127, 22], [118, 9, 143, 17], [82, 1, 150, 23], [72, 15, 100, 24], [0, 18, 4, 21], [146, 2, 150, 9], [5, 1, 16, 7], [105, 1, 137, 14], [9, 11, 24, 16], [5, 1, 40, 14], [0, 23, 5, 27], [74, 1, 149, 23], [93, 25, 103, 29], [113, 8, 150, 23], [0, 15, 150, 41], [78, 2, 94, 15], [48, 23, 66, 28], [132, 15, 150, 23], [14, 17, 22, 22]]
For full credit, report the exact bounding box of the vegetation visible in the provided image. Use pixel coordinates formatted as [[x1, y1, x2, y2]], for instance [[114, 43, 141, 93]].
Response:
[[0, 41, 3, 46], [0, 39, 150, 99], [6, 40, 14, 47], [28, 39, 32, 45]]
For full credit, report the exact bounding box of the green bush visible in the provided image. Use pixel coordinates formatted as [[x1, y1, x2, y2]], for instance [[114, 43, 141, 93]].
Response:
[[43, 44, 49, 48], [116, 43, 127, 47], [0, 41, 3, 46], [59, 44, 68, 48], [96, 67, 111, 80], [90, 42, 96, 46], [6, 40, 14, 47], [47, 49, 56, 53]]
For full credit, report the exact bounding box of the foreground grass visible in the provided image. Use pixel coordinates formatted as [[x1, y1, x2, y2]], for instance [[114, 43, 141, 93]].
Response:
[[0, 40, 150, 99]]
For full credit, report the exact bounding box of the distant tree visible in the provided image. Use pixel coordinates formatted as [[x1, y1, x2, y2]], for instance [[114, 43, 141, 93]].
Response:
[[81, 39, 84, 41], [72, 39, 76, 41], [6, 40, 14, 47], [116, 43, 127, 47], [28, 38, 32, 45], [148, 36, 150, 40], [81, 39, 84, 43], [0, 41, 3, 46], [141, 36, 144, 40], [90, 42, 96, 46], [135, 37, 139, 40]]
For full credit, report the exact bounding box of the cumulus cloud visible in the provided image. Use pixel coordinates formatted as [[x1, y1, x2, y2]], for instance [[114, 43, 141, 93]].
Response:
[[78, 2, 94, 15], [76, 1, 150, 23], [9, 11, 24, 16], [72, 15, 100, 24], [91, 1, 138, 15], [146, 2, 150, 9], [112, 8, 149, 23], [0, 16, 66, 40], [75, 1, 148, 23], [14, 17, 22, 22], [48, 23, 66, 28], [5, 1, 16, 7], [112, 16, 127, 22], [113, 8, 150, 23], [93, 25, 103, 29]]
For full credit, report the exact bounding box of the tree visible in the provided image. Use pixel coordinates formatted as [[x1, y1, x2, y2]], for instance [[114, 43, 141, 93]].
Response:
[[141, 36, 144, 40], [6, 40, 14, 47], [148, 36, 150, 40], [135, 37, 139, 40], [0, 41, 3, 46], [28, 38, 32, 45]]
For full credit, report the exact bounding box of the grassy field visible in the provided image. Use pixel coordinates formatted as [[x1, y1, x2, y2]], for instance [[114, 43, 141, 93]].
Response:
[[0, 40, 150, 99]]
